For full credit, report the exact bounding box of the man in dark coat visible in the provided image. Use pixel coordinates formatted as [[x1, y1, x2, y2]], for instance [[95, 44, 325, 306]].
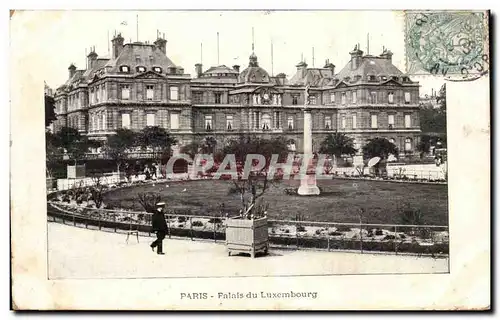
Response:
[[150, 202, 168, 255]]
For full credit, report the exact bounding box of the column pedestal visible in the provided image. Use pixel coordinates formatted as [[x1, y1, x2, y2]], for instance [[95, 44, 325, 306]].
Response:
[[298, 107, 320, 196]]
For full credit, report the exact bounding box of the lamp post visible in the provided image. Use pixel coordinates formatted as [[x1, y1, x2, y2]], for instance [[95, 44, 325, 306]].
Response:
[[298, 85, 320, 196]]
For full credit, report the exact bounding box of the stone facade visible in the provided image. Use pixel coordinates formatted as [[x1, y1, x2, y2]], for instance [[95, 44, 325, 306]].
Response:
[[53, 36, 421, 156]]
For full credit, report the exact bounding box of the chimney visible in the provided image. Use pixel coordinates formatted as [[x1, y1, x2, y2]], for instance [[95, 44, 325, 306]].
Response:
[[154, 36, 167, 54], [87, 47, 98, 70], [296, 61, 308, 79], [232, 65, 240, 73], [380, 47, 393, 63], [349, 44, 363, 70], [195, 63, 203, 78], [111, 33, 124, 59], [68, 64, 76, 79], [323, 59, 336, 75]]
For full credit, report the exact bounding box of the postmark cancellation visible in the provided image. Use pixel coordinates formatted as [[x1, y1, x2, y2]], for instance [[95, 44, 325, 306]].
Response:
[[405, 11, 489, 80]]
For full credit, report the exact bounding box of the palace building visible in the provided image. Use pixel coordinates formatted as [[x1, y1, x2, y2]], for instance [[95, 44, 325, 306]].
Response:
[[53, 34, 421, 156]]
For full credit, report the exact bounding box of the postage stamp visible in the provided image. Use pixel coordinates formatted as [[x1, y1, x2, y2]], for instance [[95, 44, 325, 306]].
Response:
[[405, 11, 489, 79], [9, 10, 490, 311]]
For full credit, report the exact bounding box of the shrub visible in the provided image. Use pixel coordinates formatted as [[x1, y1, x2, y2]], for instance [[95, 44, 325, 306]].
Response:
[[296, 225, 306, 232], [178, 216, 187, 223], [400, 205, 424, 226], [383, 235, 396, 240], [284, 229, 290, 234], [191, 220, 204, 227], [208, 218, 223, 224], [328, 231, 343, 236], [375, 229, 384, 236], [315, 229, 322, 235], [335, 225, 351, 232]]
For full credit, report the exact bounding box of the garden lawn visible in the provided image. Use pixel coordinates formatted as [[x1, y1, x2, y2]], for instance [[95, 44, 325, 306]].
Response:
[[103, 179, 448, 225]]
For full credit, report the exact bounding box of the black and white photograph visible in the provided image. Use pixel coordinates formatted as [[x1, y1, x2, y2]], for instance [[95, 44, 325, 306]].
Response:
[[10, 9, 491, 310]]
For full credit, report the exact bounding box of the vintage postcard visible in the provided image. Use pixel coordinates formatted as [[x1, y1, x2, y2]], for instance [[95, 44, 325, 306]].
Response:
[[10, 9, 490, 310]]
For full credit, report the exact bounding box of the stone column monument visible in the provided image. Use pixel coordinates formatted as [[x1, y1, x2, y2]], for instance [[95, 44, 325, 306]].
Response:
[[298, 85, 320, 196]]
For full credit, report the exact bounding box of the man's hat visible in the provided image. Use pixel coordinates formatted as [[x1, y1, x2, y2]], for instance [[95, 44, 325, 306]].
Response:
[[156, 202, 166, 207]]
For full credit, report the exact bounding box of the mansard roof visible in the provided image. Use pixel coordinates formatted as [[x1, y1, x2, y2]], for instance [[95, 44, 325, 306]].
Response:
[[335, 56, 404, 80], [104, 42, 177, 74]]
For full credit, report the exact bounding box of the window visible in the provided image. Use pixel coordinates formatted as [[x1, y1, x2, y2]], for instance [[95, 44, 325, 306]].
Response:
[[388, 114, 395, 128], [214, 93, 222, 104], [352, 114, 357, 129], [91, 114, 96, 131], [404, 92, 411, 104], [120, 65, 130, 73], [292, 95, 298, 105], [226, 115, 233, 131], [389, 138, 396, 145], [341, 92, 346, 105], [369, 75, 376, 81], [135, 55, 141, 63], [405, 114, 412, 128], [192, 92, 203, 104], [149, 56, 154, 64], [341, 116, 346, 129], [146, 113, 155, 126], [371, 114, 378, 128], [352, 91, 357, 104], [170, 113, 179, 130], [153, 66, 162, 73], [121, 85, 130, 100], [97, 114, 101, 130], [370, 91, 377, 104], [170, 86, 179, 100], [330, 93, 335, 104], [325, 116, 332, 130], [102, 112, 107, 130], [392, 76, 399, 81], [146, 85, 154, 100], [137, 66, 146, 73], [121, 113, 131, 129], [262, 114, 271, 130], [287, 116, 294, 130], [204, 115, 213, 131], [309, 95, 317, 105], [405, 138, 412, 151], [388, 92, 394, 103]]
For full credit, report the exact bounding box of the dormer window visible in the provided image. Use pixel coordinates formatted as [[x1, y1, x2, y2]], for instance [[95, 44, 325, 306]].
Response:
[[136, 66, 146, 73], [402, 76, 410, 82], [392, 76, 399, 81], [381, 76, 387, 81], [120, 65, 130, 73], [153, 66, 162, 73], [369, 75, 377, 81]]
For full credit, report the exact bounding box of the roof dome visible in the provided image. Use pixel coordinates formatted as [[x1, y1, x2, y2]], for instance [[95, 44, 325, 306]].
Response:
[[238, 53, 270, 83]]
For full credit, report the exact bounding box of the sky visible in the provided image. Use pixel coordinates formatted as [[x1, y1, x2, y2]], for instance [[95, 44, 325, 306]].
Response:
[[33, 10, 443, 96]]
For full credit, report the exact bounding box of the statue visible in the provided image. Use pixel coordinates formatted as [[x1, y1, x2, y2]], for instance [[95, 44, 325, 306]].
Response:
[[304, 84, 311, 106]]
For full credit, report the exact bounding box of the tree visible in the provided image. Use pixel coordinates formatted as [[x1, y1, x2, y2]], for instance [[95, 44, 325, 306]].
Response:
[[45, 130, 62, 177], [137, 126, 177, 164], [180, 142, 201, 159], [221, 135, 289, 217], [201, 136, 217, 154], [318, 132, 357, 165], [436, 83, 446, 113], [362, 138, 399, 160], [45, 94, 57, 127], [104, 128, 137, 175], [55, 127, 98, 165]]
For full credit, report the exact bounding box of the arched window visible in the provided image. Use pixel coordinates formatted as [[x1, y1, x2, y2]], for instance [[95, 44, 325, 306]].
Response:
[[405, 138, 412, 151], [287, 139, 296, 152], [261, 113, 271, 130]]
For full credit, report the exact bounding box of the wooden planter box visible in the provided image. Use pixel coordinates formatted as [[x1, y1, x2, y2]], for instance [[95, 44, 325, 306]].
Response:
[[226, 216, 269, 258]]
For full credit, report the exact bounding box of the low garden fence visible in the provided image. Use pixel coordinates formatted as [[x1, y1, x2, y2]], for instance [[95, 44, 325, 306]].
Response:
[[47, 201, 448, 257]]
